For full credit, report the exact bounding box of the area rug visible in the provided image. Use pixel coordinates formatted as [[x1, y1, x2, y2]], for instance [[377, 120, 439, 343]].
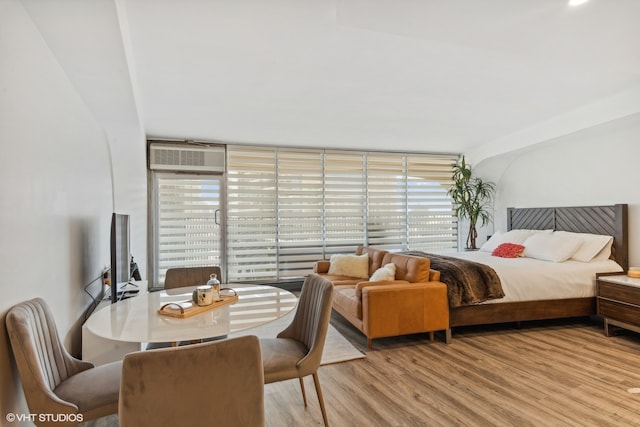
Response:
[[229, 312, 365, 366]]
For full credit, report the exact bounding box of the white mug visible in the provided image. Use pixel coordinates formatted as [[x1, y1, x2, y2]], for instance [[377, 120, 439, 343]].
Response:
[[194, 285, 214, 306]]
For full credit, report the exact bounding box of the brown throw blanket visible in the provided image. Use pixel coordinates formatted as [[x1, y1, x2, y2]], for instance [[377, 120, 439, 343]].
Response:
[[401, 251, 505, 307]]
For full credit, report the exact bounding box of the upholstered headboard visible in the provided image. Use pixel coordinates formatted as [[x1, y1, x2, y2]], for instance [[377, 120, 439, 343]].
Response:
[[507, 204, 628, 271]]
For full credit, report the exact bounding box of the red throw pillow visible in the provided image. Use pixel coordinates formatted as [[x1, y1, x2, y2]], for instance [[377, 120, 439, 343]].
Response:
[[492, 243, 525, 258]]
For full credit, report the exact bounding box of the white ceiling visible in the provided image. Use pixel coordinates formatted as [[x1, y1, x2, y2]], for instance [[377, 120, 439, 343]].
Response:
[[20, 0, 640, 162]]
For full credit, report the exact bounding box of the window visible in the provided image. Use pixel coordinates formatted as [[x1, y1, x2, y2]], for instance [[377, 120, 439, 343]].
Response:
[[366, 153, 407, 249], [225, 148, 278, 282], [323, 151, 367, 254], [150, 143, 457, 286], [406, 155, 459, 250], [150, 174, 223, 286], [226, 146, 457, 282]]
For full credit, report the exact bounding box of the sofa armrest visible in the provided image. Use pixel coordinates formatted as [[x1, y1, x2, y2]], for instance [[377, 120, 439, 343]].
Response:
[[429, 269, 441, 281], [355, 280, 410, 299], [361, 281, 449, 339], [313, 260, 331, 274]]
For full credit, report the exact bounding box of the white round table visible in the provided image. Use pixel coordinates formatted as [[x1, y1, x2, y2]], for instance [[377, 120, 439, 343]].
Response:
[[85, 284, 297, 344]]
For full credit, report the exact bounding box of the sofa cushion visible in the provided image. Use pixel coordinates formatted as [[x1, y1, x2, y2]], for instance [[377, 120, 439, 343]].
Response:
[[369, 263, 396, 281], [333, 285, 362, 319], [356, 246, 388, 276], [328, 253, 369, 279], [314, 260, 331, 274], [54, 360, 121, 418], [381, 253, 431, 283]]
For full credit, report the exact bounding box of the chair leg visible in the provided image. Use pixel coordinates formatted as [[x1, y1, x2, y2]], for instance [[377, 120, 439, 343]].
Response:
[[298, 377, 308, 407], [312, 372, 329, 427]]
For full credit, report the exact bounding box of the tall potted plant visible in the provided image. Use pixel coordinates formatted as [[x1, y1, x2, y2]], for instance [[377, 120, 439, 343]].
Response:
[[448, 156, 496, 250]]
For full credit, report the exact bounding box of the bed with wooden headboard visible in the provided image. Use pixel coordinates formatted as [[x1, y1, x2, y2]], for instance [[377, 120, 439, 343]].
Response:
[[448, 204, 628, 328]]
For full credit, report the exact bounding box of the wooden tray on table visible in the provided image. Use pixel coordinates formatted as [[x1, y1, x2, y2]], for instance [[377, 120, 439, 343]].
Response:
[[158, 292, 238, 318]]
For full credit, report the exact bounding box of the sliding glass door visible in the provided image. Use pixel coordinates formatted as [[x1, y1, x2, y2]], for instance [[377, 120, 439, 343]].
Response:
[[150, 173, 224, 288]]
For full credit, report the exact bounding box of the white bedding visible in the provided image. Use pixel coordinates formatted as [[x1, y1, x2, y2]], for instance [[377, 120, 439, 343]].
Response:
[[444, 251, 623, 304]]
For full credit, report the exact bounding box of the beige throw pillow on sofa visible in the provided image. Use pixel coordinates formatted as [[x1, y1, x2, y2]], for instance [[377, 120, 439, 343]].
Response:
[[328, 253, 369, 279], [369, 263, 396, 281]]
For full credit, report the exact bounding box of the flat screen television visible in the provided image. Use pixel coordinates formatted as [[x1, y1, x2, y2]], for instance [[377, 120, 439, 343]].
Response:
[[110, 212, 134, 303]]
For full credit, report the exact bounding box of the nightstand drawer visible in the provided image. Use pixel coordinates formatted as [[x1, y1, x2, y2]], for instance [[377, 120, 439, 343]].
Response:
[[598, 281, 640, 306], [598, 299, 640, 325]]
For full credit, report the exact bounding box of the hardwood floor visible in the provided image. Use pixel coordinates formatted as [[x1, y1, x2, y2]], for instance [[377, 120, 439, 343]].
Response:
[[264, 313, 640, 426]]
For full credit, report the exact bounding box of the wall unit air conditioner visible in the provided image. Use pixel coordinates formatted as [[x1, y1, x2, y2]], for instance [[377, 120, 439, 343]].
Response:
[[149, 143, 225, 173]]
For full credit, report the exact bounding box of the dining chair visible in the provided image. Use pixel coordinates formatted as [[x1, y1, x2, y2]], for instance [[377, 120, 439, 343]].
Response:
[[259, 274, 334, 426], [5, 298, 121, 426], [147, 265, 223, 349], [119, 335, 264, 427], [164, 265, 222, 289]]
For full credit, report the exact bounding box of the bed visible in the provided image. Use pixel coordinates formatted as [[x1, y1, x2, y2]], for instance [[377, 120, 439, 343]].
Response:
[[409, 204, 628, 329]]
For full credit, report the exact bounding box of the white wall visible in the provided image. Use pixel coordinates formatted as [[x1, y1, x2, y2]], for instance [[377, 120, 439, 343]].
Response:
[[0, 0, 146, 422], [475, 113, 640, 267]]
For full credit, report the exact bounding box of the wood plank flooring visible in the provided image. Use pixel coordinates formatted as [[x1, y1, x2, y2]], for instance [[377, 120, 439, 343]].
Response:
[[264, 313, 640, 426]]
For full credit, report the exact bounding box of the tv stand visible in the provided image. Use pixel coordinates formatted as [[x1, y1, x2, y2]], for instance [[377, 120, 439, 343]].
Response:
[[116, 282, 140, 300]]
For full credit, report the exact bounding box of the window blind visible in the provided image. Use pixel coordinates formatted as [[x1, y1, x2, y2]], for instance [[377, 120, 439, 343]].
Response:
[[277, 149, 324, 278], [226, 147, 278, 282], [152, 174, 222, 286], [366, 153, 407, 250], [323, 151, 367, 257], [226, 146, 458, 282], [406, 156, 458, 251]]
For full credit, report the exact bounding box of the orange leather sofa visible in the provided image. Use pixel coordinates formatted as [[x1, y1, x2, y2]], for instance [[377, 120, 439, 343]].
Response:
[[313, 246, 450, 348]]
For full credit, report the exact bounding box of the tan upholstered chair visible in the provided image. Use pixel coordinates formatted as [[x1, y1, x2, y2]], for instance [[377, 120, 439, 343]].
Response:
[[164, 265, 222, 289], [119, 335, 264, 427], [5, 298, 121, 427], [148, 265, 223, 349], [260, 274, 334, 426]]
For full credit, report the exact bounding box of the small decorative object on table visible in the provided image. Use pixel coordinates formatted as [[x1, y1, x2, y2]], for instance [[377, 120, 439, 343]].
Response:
[[159, 288, 238, 319], [207, 273, 222, 301], [627, 267, 640, 278], [193, 285, 214, 306]]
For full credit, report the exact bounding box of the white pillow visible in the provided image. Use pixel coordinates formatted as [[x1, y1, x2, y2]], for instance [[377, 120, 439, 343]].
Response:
[[479, 231, 505, 253], [592, 238, 614, 261], [369, 263, 396, 282], [555, 231, 614, 263], [522, 233, 582, 263], [480, 229, 552, 253], [328, 253, 369, 279]]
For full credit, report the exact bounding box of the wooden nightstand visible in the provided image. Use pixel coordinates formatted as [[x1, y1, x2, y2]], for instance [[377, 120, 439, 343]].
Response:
[[596, 274, 640, 336]]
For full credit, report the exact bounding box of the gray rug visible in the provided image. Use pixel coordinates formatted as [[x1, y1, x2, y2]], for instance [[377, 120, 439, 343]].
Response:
[[229, 311, 366, 365]]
